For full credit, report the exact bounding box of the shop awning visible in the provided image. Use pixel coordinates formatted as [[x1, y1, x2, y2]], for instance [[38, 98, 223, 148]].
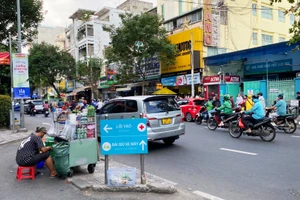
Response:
[[116, 87, 131, 92], [153, 88, 177, 95], [68, 86, 91, 96]]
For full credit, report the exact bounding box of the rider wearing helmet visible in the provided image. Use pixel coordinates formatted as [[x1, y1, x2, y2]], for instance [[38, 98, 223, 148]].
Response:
[[216, 94, 233, 126], [242, 95, 265, 133], [269, 94, 286, 119]]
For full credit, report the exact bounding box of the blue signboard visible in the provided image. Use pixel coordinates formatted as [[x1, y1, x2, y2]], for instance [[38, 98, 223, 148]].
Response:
[[244, 59, 293, 75], [100, 119, 148, 155], [13, 87, 31, 99]]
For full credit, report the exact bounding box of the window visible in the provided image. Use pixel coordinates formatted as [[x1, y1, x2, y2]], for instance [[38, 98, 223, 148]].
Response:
[[252, 4, 257, 16], [220, 10, 228, 25], [145, 98, 180, 114], [261, 6, 273, 20], [279, 37, 285, 42], [176, 17, 183, 28], [161, 4, 165, 21], [290, 14, 295, 24], [262, 34, 273, 45], [179, 0, 183, 15], [278, 10, 285, 22], [125, 100, 138, 113], [252, 32, 258, 45], [186, 11, 202, 23]]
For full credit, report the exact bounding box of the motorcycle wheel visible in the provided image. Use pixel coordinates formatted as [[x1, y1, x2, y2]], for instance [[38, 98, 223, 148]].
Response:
[[228, 121, 242, 138], [260, 124, 276, 142], [195, 116, 203, 125], [283, 120, 297, 134], [207, 118, 218, 131]]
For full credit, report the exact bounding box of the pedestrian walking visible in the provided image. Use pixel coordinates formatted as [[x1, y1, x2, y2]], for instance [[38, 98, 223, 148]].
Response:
[[257, 92, 266, 108]]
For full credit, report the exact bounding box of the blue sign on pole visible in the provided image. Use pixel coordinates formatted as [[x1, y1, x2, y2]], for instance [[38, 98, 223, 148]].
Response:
[[100, 119, 148, 155], [13, 87, 31, 99]]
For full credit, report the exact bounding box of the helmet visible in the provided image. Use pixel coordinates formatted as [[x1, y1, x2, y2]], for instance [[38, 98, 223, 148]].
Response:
[[224, 94, 230, 100], [252, 95, 259, 99], [257, 92, 263, 96], [278, 94, 283, 99]]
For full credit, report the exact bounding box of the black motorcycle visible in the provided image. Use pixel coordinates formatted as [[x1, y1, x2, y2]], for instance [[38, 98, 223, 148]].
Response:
[[195, 107, 209, 125], [265, 107, 297, 134], [207, 109, 240, 131], [43, 108, 49, 117], [30, 107, 36, 116], [228, 113, 276, 142]]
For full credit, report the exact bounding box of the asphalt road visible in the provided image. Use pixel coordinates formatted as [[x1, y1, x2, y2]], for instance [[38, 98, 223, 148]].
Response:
[[113, 122, 300, 200]]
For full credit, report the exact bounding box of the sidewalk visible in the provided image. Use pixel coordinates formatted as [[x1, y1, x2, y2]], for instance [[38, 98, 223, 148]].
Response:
[[0, 129, 32, 146]]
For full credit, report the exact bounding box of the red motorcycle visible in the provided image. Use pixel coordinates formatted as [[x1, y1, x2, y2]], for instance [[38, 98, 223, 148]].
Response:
[[207, 108, 241, 130]]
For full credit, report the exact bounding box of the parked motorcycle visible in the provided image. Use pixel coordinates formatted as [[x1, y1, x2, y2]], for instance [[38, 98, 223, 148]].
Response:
[[44, 108, 49, 117], [228, 112, 276, 142], [265, 107, 297, 134], [207, 109, 240, 130], [195, 107, 208, 125]]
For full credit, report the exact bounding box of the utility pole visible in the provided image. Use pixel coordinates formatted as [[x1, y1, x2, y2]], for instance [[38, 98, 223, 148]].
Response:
[[190, 32, 195, 98], [17, 0, 26, 130], [9, 33, 15, 133]]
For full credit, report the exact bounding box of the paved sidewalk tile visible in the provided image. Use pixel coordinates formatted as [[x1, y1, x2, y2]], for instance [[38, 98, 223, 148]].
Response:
[[0, 129, 33, 146]]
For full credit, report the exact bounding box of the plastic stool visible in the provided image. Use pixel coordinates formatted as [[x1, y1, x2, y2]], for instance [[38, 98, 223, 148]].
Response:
[[16, 166, 35, 181]]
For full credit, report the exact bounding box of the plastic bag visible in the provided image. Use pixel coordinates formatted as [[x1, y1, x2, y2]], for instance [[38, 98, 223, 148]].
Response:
[[52, 141, 70, 177], [60, 120, 76, 141]]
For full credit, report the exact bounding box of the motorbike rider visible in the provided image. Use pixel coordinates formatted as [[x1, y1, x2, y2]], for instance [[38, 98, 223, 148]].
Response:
[[28, 101, 35, 115], [241, 95, 265, 133], [268, 94, 287, 119], [216, 94, 233, 126], [204, 97, 214, 119], [43, 101, 49, 111]]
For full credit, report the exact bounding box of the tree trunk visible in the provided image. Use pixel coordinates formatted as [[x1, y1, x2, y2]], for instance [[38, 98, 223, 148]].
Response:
[[142, 78, 145, 95], [51, 84, 60, 99]]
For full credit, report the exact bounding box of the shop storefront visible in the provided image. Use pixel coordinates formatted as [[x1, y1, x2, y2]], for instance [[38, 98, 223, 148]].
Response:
[[203, 75, 240, 101], [160, 27, 203, 96]]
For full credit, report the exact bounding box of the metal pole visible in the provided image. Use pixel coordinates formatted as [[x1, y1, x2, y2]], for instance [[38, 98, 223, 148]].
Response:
[[190, 32, 195, 97], [9, 33, 15, 133], [266, 60, 268, 106], [104, 114, 109, 184], [139, 113, 146, 184], [17, 0, 25, 129]]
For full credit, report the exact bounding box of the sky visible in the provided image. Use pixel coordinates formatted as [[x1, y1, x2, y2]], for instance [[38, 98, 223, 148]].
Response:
[[41, 0, 157, 27]]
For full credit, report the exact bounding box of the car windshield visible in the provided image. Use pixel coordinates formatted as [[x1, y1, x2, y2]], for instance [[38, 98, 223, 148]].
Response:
[[145, 98, 180, 113], [194, 100, 205, 106], [33, 101, 43, 105]]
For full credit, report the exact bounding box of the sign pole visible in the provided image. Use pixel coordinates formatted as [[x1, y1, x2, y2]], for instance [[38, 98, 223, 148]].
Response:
[[190, 32, 195, 98], [9, 33, 15, 133], [104, 114, 109, 184], [140, 113, 146, 184]]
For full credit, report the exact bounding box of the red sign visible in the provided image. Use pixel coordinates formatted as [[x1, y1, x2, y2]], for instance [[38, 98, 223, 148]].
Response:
[[0, 52, 10, 65], [225, 76, 240, 83], [203, 76, 220, 84], [203, 0, 212, 46]]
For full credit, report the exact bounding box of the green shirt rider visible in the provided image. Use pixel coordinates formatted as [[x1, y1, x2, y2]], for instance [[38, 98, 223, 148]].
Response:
[[216, 94, 233, 126]]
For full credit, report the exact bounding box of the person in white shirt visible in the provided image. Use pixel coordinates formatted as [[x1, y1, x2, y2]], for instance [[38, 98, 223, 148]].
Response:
[[257, 92, 266, 108], [236, 93, 243, 107], [97, 99, 103, 110]]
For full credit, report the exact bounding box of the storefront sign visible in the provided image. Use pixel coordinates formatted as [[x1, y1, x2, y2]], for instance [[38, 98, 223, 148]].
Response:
[[143, 56, 160, 77], [13, 88, 30, 99], [156, 83, 163, 90], [204, 0, 221, 47], [66, 80, 75, 92], [161, 28, 203, 74], [225, 76, 240, 83], [244, 59, 293, 75], [203, 76, 220, 84], [0, 52, 10, 65], [161, 73, 201, 86]]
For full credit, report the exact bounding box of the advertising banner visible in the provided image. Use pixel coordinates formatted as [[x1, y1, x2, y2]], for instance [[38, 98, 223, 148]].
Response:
[[13, 88, 31, 99], [161, 73, 201, 86], [244, 59, 292, 75], [0, 52, 10, 65], [12, 53, 29, 88], [66, 80, 75, 92]]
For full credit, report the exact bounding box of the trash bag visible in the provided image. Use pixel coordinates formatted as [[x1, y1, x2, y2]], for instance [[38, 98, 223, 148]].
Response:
[[52, 141, 70, 177]]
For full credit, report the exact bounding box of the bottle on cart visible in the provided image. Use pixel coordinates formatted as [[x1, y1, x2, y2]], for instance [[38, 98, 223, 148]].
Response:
[[83, 128, 87, 138], [76, 113, 82, 125]]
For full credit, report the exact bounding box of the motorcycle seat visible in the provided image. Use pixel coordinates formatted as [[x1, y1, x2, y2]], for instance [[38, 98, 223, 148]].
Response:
[[277, 114, 293, 118]]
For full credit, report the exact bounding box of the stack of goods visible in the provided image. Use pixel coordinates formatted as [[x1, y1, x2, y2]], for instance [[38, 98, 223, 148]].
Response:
[[87, 105, 95, 122], [86, 124, 95, 138]]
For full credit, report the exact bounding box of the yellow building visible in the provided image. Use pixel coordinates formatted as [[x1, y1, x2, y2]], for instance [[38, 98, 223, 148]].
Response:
[[157, 0, 295, 57]]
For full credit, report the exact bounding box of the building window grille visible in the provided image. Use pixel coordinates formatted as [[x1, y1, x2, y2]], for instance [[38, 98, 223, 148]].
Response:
[[261, 6, 273, 20]]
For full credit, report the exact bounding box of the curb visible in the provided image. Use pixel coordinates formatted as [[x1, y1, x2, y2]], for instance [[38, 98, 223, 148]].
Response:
[[71, 178, 177, 194], [0, 136, 28, 146]]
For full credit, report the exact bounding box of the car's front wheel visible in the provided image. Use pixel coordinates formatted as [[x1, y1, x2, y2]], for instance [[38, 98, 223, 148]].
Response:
[[163, 137, 176, 145]]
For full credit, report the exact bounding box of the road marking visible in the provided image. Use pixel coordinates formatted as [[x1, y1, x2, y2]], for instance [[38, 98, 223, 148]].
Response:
[[42, 123, 51, 126], [192, 190, 226, 200], [220, 148, 257, 156], [291, 135, 300, 138]]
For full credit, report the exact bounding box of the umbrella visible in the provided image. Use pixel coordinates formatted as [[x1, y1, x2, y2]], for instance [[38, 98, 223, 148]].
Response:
[[153, 88, 177, 95]]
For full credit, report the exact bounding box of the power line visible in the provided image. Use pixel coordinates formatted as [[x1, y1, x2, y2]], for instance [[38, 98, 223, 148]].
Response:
[[161, 0, 294, 11]]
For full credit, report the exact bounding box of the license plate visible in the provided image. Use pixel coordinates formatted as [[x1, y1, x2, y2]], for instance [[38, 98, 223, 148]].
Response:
[[162, 118, 172, 125]]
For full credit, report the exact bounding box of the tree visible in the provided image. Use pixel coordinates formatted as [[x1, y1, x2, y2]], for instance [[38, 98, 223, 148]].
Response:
[[104, 13, 177, 94], [0, 0, 43, 49], [271, 0, 300, 44], [29, 42, 76, 98], [77, 57, 103, 100]]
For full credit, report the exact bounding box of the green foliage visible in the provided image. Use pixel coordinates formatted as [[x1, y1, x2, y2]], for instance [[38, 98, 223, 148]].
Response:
[[0, 66, 11, 95], [0, 0, 43, 48], [270, 0, 300, 44], [77, 57, 103, 99], [29, 42, 76, 97], [104, 13, 177, 89], [0, 95, 11, 128]]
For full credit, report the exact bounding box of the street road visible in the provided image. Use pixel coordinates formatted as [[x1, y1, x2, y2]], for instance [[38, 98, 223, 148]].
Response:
[[113, 122, 300, 200]]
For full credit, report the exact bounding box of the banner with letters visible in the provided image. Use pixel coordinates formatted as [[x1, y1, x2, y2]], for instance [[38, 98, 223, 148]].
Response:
[[12, 53, 30, 99]]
